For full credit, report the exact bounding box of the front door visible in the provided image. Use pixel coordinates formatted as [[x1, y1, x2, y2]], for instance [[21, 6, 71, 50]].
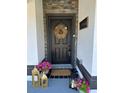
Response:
[[48, 16, 72, 64]]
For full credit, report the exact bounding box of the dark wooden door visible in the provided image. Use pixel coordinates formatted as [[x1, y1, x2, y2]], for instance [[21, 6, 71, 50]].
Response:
[[50, 18, 72, 64]]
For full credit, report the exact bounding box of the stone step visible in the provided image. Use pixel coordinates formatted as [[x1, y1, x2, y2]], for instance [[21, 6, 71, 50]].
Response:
[[52, 64, 73, 69]]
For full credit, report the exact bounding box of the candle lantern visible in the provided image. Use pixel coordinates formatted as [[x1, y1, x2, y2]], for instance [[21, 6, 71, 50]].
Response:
[[32, 66, 40, 87], [41, 72, 48, 88]]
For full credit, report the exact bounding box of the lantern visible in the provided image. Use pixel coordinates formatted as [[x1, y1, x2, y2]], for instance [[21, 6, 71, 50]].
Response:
[[41, 72, 48, 88], [32, 66, 40, 87]]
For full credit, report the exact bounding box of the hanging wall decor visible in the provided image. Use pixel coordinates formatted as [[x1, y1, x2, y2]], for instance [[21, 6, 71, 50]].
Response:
[[54, 24, 68, 39], [80, 17, 88, 30]]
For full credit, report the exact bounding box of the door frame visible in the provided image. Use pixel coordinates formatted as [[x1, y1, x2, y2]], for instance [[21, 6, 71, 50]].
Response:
[[46, 13, 76, 65]]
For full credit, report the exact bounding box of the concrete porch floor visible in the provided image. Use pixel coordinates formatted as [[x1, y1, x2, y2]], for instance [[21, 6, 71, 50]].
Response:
[[27, 79, 78, 93], [27, 78, 97, 93]]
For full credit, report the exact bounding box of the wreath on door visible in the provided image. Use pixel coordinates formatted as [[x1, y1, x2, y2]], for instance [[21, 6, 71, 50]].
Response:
[[54, 24, 68, 39]]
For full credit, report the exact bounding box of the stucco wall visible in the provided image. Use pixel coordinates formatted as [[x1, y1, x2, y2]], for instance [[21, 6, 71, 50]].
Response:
[[77, 0, 96, 75]]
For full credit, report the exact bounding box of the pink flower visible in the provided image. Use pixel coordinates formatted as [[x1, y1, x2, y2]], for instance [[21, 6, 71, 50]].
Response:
[[86, 87, 90, 93], [86, 81, 89, 86], [79, 79, 83, 83], [36, 60, 52, 71]]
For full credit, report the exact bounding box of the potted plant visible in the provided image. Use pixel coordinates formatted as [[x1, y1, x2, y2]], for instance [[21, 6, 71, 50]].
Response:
[[75, 79, 90, 93], [36, 60, 52, 74], [79, 80, 90, 93]]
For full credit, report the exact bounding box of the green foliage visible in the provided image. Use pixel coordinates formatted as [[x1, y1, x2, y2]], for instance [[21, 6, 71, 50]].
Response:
[[79, 81, 89, 93], [80, 84, 86, 93]]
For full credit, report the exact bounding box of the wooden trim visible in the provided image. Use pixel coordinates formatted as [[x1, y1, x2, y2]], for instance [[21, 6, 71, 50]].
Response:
[[90, 76, 97, 89], [27, 65, 34, 75]]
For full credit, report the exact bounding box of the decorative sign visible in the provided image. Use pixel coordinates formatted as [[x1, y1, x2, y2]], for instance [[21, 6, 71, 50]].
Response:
[[80, 17, 88, 30], [54, 24, 68, 39]]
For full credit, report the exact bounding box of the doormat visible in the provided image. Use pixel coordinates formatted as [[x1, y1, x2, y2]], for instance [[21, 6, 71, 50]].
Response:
[[50, 69, 71, 78]]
